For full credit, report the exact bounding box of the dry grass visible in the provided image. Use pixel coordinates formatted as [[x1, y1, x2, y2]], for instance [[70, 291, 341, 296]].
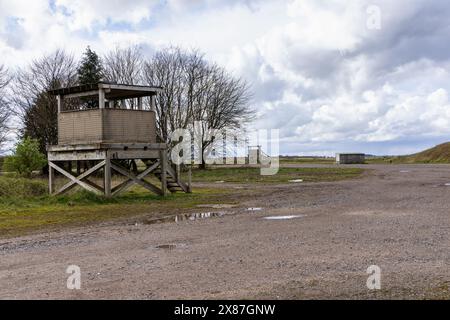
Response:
[[367, 142, 450, 164]]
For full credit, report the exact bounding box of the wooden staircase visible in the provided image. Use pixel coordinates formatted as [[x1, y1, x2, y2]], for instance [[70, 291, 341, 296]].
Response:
[[152, 162, 190, 194]]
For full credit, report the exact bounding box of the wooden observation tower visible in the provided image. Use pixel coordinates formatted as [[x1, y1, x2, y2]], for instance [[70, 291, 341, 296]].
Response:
[[47, 82, 190, 197]]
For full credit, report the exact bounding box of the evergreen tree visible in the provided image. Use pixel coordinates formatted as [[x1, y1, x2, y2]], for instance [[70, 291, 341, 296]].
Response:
[[78, 46, 104, 85], [77, 47, 104, 108]]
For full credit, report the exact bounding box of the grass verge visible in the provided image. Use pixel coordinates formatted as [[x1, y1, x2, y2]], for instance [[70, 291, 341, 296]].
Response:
[[280, 156, 336, 165], [0, 166, 364, 238], [0, 186, 235, 238], [189, 167, 364, 183]]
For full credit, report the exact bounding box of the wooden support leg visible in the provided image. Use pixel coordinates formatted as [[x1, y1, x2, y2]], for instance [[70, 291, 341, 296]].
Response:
[[160, 150, 168, 196], [176, 164, 181, 183], [49, 162, 54, 195], [188, 165, 192, 193], [104, 156, 111, 198]]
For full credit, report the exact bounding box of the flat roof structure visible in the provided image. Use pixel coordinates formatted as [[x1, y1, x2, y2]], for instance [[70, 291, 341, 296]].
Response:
[[48, 81, 162, 100]]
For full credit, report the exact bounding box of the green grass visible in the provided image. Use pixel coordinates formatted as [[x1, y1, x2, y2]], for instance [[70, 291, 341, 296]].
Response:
[[280, 156, 335, 165], [189, 167, 364, 183], [0, 184, 234, 238], [0, 166, 364, 238], [365, 156, 397, 164], [0, 176, 48, 197]]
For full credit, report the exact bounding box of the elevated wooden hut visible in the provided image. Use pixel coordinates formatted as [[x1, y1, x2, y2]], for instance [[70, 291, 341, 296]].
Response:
[[47, 82, 190, 197]]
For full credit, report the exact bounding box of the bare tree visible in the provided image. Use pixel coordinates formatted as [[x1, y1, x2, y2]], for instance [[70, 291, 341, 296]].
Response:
[[143, 47, 203, 141], [11, 50, 78, 153], [0, 64, 11, 151], [103, 46, 144, 85], [193, 64, 252, 166], [143, 47, 253, 166]]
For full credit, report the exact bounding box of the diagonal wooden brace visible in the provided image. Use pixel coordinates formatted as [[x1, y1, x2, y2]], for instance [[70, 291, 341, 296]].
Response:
[[111, 161, 160, 196], [49, 160, 105, 195], [110, 162, 163, 196]]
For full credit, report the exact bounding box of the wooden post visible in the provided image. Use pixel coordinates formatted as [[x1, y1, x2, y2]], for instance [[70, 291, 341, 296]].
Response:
[[56, 95, 62, 113], [104, 155, 111, 197], [137, 97, 143, 110], [176, 164, 181, 182], [99, 89, 105, 109], [150, 95, 156, 112], [257, 146, 261, 164], [49, 161, 54, 195], [160, 150, 168, 196], [188, 165, 192, 193]]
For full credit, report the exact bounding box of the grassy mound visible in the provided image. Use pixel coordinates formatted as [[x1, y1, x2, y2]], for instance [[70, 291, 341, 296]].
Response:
[[396, 142, 450, 164]]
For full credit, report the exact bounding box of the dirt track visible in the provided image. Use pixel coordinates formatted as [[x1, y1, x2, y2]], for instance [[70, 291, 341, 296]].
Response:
[[1, 164, 450, 299]]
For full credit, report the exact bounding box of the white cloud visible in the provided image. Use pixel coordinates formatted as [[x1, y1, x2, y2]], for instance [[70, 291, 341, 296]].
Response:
[[54, 0, 155, 30], [1, 0, 450, 155]]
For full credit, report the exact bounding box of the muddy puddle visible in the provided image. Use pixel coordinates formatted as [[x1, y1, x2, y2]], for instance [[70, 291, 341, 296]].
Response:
[[196, 204, 237, 209], [263, 215, 306, 221], [142, 205, 267, 226], [144, 211, 227, 225], [154, 243, 188, 250]]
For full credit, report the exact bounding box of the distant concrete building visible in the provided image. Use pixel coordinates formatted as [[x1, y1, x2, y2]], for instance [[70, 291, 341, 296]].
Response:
[[336, 153, 365, 164]]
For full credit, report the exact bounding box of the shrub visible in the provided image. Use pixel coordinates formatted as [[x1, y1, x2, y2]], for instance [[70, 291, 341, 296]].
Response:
[[2, 137, 47, 177]]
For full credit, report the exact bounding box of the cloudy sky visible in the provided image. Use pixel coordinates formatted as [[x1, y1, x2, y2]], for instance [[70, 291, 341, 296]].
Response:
[[1, 0, 450, 156]]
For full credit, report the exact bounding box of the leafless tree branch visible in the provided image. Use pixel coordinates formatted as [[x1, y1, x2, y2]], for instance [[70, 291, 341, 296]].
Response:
[[0, 64, 11, 150], [10, 50, 78, 152], [103, 45, 144, 85], [143, 46, 253, 163]]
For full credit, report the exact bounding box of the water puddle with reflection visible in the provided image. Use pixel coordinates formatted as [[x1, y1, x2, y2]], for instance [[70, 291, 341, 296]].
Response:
[[263, 215, 306, 221], [247, 207, 263, 211], [196, 204, 236, 209], [176, 211, 225, 222], [154, 243, 188, 250], [144, 211, 226, 225]]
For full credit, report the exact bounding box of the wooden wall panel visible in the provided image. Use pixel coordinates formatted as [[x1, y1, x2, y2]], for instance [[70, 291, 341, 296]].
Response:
[[58, 109, 156, 145]]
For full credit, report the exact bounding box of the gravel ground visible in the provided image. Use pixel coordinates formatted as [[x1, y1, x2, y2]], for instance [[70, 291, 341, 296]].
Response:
[[0, 164, 449, 299]]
